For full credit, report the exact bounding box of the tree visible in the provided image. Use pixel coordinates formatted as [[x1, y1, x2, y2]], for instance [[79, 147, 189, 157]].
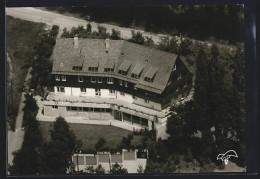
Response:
[[144, 36, 154, 47], [110, 163, 128, 174], [121, 134, 133, 149], [9, 93, 42, 175], [49, 25, 59, 38], [38, 117, 80, 174], [95, 138, 106, 151], [97, 25, 110, 39], [130, 30, 145, 45], [137, 164, 144, 173], [179, 39, 193, 56], [110, 29, 121, 40], [95, 164, 106, 174], [158, 36, 179, 53], [86, 23, 92, 33], [61, 27, 71, 38]]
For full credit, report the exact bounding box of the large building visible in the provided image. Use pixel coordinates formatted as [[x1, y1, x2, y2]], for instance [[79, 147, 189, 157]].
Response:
[[41, 37, 193, 131]]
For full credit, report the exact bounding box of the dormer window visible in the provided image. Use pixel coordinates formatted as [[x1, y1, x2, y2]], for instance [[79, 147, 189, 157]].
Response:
[[89, 67, 98, 71], [131, 65, 144, 79], [119, 70, 127, 75], [73, 66, 82, 71], [55, 75, 60, 81], [61, 75, 66, 81], [118, 60, 131, 75], [78, 76, 83, 82], [144, 77, 153, 83], [144, 67, 157, 83], [132, 74, 140, 79]]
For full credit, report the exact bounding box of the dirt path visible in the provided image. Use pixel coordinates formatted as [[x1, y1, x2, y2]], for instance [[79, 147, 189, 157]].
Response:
[[7, 67, 32, 166]]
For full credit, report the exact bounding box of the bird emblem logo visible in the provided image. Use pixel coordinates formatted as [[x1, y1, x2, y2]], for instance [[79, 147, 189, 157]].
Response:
[[217, 150, 238, 165]]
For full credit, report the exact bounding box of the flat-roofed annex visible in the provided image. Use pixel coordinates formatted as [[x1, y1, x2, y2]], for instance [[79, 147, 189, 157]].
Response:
[[52, 38, 178, 94]]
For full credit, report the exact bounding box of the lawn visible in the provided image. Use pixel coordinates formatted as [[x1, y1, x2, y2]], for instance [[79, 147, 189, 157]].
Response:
[[6, 16, 45, 128], [39, 121, 142, 150]]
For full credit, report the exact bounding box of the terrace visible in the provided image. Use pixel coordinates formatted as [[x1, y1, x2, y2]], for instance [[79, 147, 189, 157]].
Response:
[[44, 92, 171, 120]]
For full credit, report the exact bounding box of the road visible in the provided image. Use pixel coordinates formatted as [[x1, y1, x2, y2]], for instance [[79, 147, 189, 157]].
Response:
[[6, 7, 171, 44]]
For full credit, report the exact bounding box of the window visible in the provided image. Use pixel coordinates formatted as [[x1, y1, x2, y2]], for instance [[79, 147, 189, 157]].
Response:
[[55, 75, 60, 81], [145, 77, 153, 82], [177, 73, 182, 79], [80, 88, 86, 93], [107, 78, 114, 84], [78, 76, 83, 82], [119, 70, 127, 75], [57, 87, 65, 93], [104, 68, 114, 72], [89, 67, 98, 71], [132, 74, 140, 79], [97, 77, 102, 83], [145, 99, 149, 103], [172, 64, 176, 71], [52, 105, 58, 110], [109, 89, 115, 94], [132, 95, 137, 100], [120, 92, 125, 96], [124, 81, 128, 87], [61, 75, 66, 81], [95, 88, 101, 96], [78, 107, 83, 111], [91, 77, 96, 83], [73, 66, 82, 71], [119, 80, 123, 86]]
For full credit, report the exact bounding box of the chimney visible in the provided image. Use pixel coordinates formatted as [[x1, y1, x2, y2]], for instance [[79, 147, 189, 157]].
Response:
[[105, 39, 110, 52], [74, 35, 79, 48]]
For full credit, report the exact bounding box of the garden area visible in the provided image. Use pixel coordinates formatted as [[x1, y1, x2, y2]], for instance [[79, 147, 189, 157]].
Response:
[[39, 122, 143, 151]]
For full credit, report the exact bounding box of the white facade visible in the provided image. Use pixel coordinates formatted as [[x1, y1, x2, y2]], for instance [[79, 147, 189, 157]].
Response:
[[54, 86, 152, 106]]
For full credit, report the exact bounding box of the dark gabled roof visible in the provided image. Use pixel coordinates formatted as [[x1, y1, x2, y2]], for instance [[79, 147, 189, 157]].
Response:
[[52, 39, 178, 94]]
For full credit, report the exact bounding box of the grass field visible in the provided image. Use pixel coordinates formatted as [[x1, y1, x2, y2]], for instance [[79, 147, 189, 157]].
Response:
[[6, 16, 45, 128], [39, 121, 142, 150]]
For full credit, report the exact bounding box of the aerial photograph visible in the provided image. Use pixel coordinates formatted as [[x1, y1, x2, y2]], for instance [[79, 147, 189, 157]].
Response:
[[6, 5, 245, 174]]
